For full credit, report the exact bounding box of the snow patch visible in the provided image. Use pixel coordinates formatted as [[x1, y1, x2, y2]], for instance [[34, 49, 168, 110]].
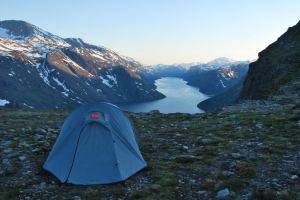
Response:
[[76, 38, 84, 47], [52, 77, 70, 97], [8, 71, 15, 76], [23, 103, 34, 109], [219, 79, 226, 88], [36, 60, 55, 89], [0, 99, 10, 106], [85, 81, 91, 86], [106, 74, 117, 85], [0, 28, 10, 38], [100, 76, 113, 88]]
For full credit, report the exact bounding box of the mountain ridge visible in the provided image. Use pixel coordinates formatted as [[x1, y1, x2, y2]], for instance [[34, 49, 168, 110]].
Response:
[[241, 20, 300, 99]]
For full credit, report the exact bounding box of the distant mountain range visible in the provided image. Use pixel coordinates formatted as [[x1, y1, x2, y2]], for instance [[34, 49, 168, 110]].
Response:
[[0, 20, 164, 109], [142, 58, 250, 95]]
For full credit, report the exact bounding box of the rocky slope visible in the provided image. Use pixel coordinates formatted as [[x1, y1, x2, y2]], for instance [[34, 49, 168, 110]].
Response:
[[0, 95, 299, 199], [241, 20, 300, 99], [0, 20, 164, 109]]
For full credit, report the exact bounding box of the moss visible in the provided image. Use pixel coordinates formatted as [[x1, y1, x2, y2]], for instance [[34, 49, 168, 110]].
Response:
[[235, 164, 257, 179], [129, 191, 152, 199], [200, 179, 215, 190], [251, 190, 298, 200], [145, 161, 177, 199], [0, 188, 20, 200]]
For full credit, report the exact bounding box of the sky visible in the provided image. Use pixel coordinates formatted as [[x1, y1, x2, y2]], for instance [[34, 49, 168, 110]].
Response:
[[1, 0, 300, 65]]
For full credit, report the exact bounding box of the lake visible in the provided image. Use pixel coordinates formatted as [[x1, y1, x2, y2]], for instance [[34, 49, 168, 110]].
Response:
[[118, 77, 210, 114]]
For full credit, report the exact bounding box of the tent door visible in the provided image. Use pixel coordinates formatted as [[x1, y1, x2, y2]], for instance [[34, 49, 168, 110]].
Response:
[[66, 122, 120, 184]]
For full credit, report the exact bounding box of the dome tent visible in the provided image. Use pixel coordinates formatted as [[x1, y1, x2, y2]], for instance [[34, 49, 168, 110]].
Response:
[[43, 102, 147, 185]]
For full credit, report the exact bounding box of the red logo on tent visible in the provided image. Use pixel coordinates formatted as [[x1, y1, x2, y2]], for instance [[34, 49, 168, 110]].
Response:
[[90, 113, 100, 119]]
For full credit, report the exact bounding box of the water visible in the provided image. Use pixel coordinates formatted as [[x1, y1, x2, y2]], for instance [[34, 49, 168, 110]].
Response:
[[118, 77, 210, 114]]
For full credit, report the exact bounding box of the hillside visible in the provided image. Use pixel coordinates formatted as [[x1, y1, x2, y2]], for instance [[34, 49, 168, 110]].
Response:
[[1, 95, 300, 199]]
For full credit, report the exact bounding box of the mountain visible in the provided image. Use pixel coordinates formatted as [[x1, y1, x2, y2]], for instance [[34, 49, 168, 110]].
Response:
[[0, 20, 164, 109], [206, 57, 247, 67], [197, 77, 246, 112], [184, 63, 249, 95], [241, 20, 300, 99]]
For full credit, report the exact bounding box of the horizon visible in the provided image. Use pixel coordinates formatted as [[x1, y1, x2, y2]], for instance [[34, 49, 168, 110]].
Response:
[[1, 0, 300, 65]]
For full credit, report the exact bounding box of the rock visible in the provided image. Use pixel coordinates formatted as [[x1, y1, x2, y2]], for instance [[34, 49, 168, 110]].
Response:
[[248, 152, 258, 161], [19, 156, 27, 161], [172, 155, 202, 163], [47, 128, 55, 132], [222, 171, 234, 177], [3, 148, 12, 154], [231, 153, 241, 159], [216, 188, 230, 198], [190, 179, 196, 184], [182, 145, 189, 151], [201, 139, 210, 144], [34, 134, 44, 141], [2, 158, 10, 165], [36, 128, 47, 134], [198, 190, 208, 196], [73, 196, 82, 200], [1, 140, 12, 146], [150, 184, 161, 191], [2, 159, 17, 175], [19, 141, 30, 148], [290, 175, 298, 180], [6, 153, 18, 159], [255, 123, 263, 129], [39, 182, 47, 190], [32, 148, 40, 153], [6, 165, 17, 175]]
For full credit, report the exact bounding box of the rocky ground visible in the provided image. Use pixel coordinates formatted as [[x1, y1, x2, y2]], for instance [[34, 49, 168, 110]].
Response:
[[0, 93, 300, 199]]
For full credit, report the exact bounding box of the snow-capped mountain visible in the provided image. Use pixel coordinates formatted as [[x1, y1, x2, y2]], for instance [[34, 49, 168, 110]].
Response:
[[206, 57, 237, 67], [0, 20, 164, 109]]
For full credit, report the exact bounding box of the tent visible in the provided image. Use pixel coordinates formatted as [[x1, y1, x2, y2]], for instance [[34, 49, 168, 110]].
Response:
[[43, 102, 147, 185]]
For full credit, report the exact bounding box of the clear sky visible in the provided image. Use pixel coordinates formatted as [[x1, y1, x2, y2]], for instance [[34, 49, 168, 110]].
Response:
[[1, 0, 300, 65]]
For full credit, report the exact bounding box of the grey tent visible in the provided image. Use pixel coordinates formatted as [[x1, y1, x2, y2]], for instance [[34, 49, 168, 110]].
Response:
[[43, 102, 146, 185]]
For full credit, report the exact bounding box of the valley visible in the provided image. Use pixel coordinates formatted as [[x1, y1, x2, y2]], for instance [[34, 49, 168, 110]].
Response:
[[0, 20, 250, 112]]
